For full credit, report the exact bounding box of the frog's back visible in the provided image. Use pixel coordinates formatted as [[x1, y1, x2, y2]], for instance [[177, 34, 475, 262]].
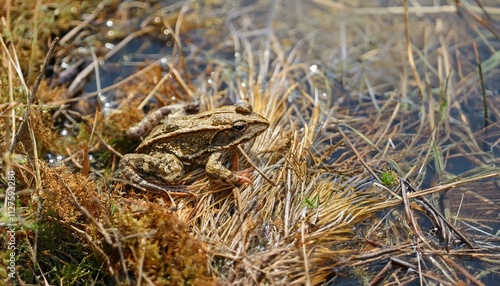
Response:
[[135, 117, 216, 158], [134, 102, 269, 163]]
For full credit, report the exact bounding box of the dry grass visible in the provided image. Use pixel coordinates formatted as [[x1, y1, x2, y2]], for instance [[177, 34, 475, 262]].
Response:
[[1, 0, 500, 285]]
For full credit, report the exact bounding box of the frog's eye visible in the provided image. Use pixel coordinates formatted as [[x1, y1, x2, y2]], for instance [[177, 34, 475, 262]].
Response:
[[232, 120, 247, 132]]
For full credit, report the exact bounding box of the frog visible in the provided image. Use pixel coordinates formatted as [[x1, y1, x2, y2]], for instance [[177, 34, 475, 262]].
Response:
[[116, 100, 269, 192]]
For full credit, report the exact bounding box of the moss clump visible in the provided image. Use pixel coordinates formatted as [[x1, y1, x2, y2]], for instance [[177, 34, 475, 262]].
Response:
[[110, 200, 216, 285]]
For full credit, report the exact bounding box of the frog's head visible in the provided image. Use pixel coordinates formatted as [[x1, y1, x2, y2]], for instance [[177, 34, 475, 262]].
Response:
[[209, 100, 269, 148]]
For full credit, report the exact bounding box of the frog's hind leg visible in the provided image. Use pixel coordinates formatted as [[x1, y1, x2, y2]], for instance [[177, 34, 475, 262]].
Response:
[[117, 153, 184, 191]]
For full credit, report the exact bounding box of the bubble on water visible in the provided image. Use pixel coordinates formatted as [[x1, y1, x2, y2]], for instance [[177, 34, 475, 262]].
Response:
[[46, 154, 56, 164]]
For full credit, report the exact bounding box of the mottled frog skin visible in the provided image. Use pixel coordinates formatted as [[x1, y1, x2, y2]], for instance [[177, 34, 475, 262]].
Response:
[[117, 100, 269, 192]]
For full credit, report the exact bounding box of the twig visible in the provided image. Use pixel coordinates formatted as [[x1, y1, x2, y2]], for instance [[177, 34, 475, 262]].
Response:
[[66, 26, 154, 96], [312, 1, 500, 15], [237, 145, 276, 186], [404, 1, 424, 97], [442, 256, 486, 286], [390, 257, 418, 271], [473, 42, 489, 130], [300, 218, 312, 286], [401, 180, 427, 243], [368, 260, 392, 286], [9, 37, 59, 154], [454, 1, 499, 39], [337, 126, 379, 180], [404, 181, 476, 249], [408, 172, 500, 199]]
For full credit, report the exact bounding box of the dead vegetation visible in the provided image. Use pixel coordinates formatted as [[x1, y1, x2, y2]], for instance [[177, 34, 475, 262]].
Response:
[[1, 0, 500, 285]]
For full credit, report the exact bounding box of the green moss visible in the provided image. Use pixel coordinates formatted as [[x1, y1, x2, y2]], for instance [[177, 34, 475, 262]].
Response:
[[21, 218, 111, 285]]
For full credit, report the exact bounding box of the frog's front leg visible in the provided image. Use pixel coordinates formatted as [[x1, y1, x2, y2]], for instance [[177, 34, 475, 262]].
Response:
[[117, 152, 184, 191], [206, 151, 252, 185]]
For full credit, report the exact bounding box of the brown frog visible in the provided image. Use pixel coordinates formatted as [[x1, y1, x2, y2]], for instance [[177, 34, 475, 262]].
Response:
[[116, 100, 269, 192]]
